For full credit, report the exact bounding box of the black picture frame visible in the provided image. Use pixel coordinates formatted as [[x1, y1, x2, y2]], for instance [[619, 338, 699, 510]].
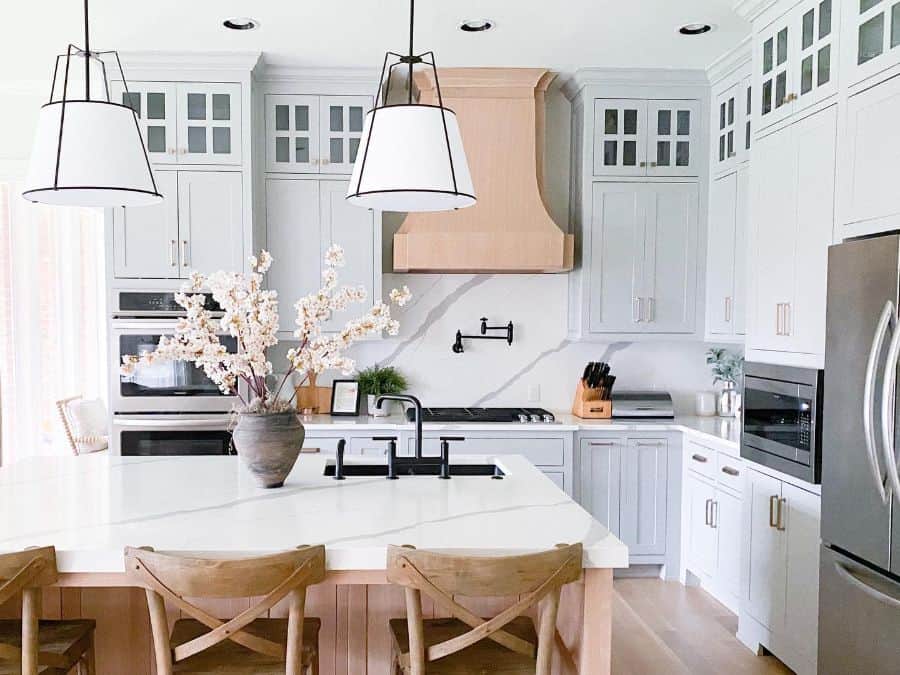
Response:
[[330, 379, 361, 416]]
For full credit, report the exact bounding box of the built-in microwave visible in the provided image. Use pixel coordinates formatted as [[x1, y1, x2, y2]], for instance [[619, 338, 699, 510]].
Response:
[[741, 362, 824, 484]]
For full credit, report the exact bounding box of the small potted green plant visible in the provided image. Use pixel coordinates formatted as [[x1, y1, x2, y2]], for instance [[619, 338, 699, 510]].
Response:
[[706, 348, 744, 417], [357, 365, 409, 417]]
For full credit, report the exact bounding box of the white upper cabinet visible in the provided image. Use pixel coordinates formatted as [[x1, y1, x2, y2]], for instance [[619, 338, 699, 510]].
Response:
[[754, 0, 838, 132], [593, 99, 701, 177], [113, 171, 179, 278], [113, 82, 242, 165], [839, 72, 900, 234], [714, 84, 741, 174], [266, 94, 371, 173], [113, 171, 242, 279], [264, 177, 380, 336], [707, 168, 749, 338], [177, 84, 242, 165], [747, 105, 836, 364], [847, 0, 900, 87], [583, 182, 698, 335], [177, 172, 243, 274]]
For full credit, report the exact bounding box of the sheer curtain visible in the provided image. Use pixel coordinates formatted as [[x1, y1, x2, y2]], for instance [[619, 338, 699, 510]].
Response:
[[0, 182, 106, 464]]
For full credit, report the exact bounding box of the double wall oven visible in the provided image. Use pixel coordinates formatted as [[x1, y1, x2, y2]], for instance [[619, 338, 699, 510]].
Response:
[[110, 290, 239, 455]]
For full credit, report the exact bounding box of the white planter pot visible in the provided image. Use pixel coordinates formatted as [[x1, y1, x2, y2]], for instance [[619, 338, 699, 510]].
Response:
[[368, 394, 392, 417]]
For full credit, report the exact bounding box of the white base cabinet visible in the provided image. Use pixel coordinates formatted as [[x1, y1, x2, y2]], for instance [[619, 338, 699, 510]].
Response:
[[578, 433, 677, 569], [682, 437, 744, 613], [739, 467, 821, 675]]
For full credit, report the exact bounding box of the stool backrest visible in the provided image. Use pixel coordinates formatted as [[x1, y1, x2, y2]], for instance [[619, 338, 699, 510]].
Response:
[[124, 545, 325, 675], [0, 546, 59, 675], [386, 543, 583, 675]]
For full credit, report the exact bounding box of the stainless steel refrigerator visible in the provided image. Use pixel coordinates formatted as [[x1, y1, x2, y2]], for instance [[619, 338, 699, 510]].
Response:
[[820, 234, 900, 673]]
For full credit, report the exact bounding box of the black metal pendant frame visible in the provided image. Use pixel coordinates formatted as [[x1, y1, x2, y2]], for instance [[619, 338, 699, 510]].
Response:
[[346, 0, 475, 206], [22, 0, 159, 204]]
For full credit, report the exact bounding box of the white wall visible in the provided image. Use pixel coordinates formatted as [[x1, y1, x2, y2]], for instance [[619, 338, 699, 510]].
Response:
[[0, 81, 43, 178]]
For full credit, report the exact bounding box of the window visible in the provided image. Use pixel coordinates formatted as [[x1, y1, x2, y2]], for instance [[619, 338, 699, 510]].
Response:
[[0, 183, 107, 464]]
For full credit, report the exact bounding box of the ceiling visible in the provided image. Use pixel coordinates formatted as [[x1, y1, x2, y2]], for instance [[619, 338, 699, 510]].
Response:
[[5, 1, 749, 82]]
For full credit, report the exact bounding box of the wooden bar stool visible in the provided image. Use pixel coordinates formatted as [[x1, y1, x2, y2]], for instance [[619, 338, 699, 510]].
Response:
[[386, 542, 583, 675], [124, 545, 325, 675], [0, 546, 96, 675]]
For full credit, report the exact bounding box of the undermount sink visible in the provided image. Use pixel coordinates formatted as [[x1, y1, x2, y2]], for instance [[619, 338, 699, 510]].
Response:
[[323, 462, 505, 478]]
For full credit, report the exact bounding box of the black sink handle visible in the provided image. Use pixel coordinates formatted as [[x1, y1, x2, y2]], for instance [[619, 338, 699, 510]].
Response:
[[334, 439, 347, 481], [372, 436, 400, 480], [437, 437, 466, 480]]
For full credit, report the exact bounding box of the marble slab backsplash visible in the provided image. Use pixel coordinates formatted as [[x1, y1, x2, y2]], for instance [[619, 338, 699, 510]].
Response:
[[272, 272, 739, 415]]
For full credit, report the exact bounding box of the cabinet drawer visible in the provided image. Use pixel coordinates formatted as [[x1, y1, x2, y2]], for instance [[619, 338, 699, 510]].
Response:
[[685, 440, 717, 480], [542, 471, 565, 490], [349, 437, 390, 456], [411, 436, 565, 466], [716, 453, 744, 493]]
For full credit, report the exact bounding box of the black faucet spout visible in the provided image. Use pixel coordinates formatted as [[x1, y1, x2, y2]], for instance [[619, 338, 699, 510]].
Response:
[[375, 394, 423, 460]]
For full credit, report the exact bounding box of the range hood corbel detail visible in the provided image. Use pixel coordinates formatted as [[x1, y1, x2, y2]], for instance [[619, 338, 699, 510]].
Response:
[[393, 68, 574, 273]]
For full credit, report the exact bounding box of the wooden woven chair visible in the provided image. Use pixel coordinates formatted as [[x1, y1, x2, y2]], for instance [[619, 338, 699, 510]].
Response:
[[124, 545, 326, 675], [386, 543, 583, 675], [0, 546, 96, 675]]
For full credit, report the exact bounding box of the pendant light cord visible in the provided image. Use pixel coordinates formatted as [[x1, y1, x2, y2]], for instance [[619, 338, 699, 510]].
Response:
[[83, 0, 91, 100], [407, 0, 414, 104]]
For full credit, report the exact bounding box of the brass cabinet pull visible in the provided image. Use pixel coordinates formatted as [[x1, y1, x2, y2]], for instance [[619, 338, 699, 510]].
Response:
[[639, 161, 647, 167], [711, 500, 719, 528], [590, 441, 615, 446], [169, 240, 177, 267], [633, 297, 642, 323], [691, 453, 708, 463], [705, 498, 712, 526], [769, 494, 779, 528], [721, 466, 740, 477], [725, 296, 732, 322], [635, 440, 663, 447], [776, 497, 787, 531], [181, 240, 189, 267], [650, 161, 658, 167], [776, 303, 782, 335], [784, 303, 791, 336]]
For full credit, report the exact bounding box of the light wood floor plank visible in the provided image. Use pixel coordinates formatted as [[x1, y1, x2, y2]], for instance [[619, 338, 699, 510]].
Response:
[[612, 579, 793, 675]]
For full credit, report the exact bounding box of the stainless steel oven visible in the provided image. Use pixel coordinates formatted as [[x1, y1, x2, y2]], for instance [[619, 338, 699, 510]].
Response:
[[112, 414, 235, 455], [741, 362, 824, 483], [110, 290, 239, 413]]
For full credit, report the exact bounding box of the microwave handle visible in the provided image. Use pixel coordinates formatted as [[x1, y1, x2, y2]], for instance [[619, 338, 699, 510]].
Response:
[[865, 301, 893, 504], [879, 309, 900, 499], [115, 418, 230, 428]]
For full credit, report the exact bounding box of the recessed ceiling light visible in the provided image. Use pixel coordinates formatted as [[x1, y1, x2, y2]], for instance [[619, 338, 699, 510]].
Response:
[[460, 19, 494, 33], [223, 17, 259, 31], [678, 23, 714, 36]]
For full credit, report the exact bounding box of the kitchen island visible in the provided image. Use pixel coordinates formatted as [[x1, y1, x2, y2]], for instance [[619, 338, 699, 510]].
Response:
[[0, 452, 627, 674]]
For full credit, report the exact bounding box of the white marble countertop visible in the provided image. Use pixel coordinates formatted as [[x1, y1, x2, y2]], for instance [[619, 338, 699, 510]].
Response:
[[0, 453, 628, 574], [299, 412, 741, 449]]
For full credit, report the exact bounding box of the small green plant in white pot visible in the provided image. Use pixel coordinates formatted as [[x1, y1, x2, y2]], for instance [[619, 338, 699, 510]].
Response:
[[358, 365, 408, 417], [706, 348, 744, 417]]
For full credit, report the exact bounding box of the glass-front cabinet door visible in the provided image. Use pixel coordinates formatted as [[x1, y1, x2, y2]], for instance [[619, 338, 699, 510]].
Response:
[[714, 85, 739, 174], [319, 96, 371, 174], [756, 14, 795, 130], [266, 94, 320, 173], [176, 83, 242, 165], [795, 0, 838, 111], [592, 100, 648, 176], [646, 100, 701, 177], [743, 77, 753, 156], [850, 0, 900, 87], [112, 81, 178, 165]]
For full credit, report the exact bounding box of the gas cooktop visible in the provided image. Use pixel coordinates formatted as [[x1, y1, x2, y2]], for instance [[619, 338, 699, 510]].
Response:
[[406, 407, 556, 424]]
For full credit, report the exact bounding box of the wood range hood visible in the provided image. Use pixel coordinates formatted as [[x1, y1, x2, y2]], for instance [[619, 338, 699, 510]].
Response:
[[393, 68, 574, 273]]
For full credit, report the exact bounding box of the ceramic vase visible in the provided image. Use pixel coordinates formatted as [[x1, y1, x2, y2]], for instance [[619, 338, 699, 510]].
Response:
[[232, 411, 305, 488]]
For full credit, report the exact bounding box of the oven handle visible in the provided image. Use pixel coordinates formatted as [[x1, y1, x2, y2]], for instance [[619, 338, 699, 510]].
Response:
[[879, 304, 900, 500], [865, 301, 893, 504], [114, 418, 232, 429]]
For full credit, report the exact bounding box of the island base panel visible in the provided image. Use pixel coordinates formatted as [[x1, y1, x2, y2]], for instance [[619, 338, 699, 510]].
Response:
[[0, 570, 612, 674]]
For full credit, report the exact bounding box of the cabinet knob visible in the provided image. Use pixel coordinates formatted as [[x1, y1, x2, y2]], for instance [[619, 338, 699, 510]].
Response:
[[650, 161, 658, 168], [639, 161, 647, 167]]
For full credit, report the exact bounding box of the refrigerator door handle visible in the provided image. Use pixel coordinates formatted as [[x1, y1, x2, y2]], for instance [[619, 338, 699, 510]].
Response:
[[865, 301, 894, 503], [833, 561, 900, 610], [879, 304, 900, 499]]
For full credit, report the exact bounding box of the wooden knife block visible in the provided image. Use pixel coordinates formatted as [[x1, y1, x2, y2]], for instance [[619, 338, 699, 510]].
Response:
[[571, 379, 612, 419], [295, 373, 332, 414]]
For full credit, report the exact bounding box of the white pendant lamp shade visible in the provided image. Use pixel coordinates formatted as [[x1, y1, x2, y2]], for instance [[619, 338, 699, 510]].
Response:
[[24, 101, 162, 207], [346, 105, 475, 212]]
